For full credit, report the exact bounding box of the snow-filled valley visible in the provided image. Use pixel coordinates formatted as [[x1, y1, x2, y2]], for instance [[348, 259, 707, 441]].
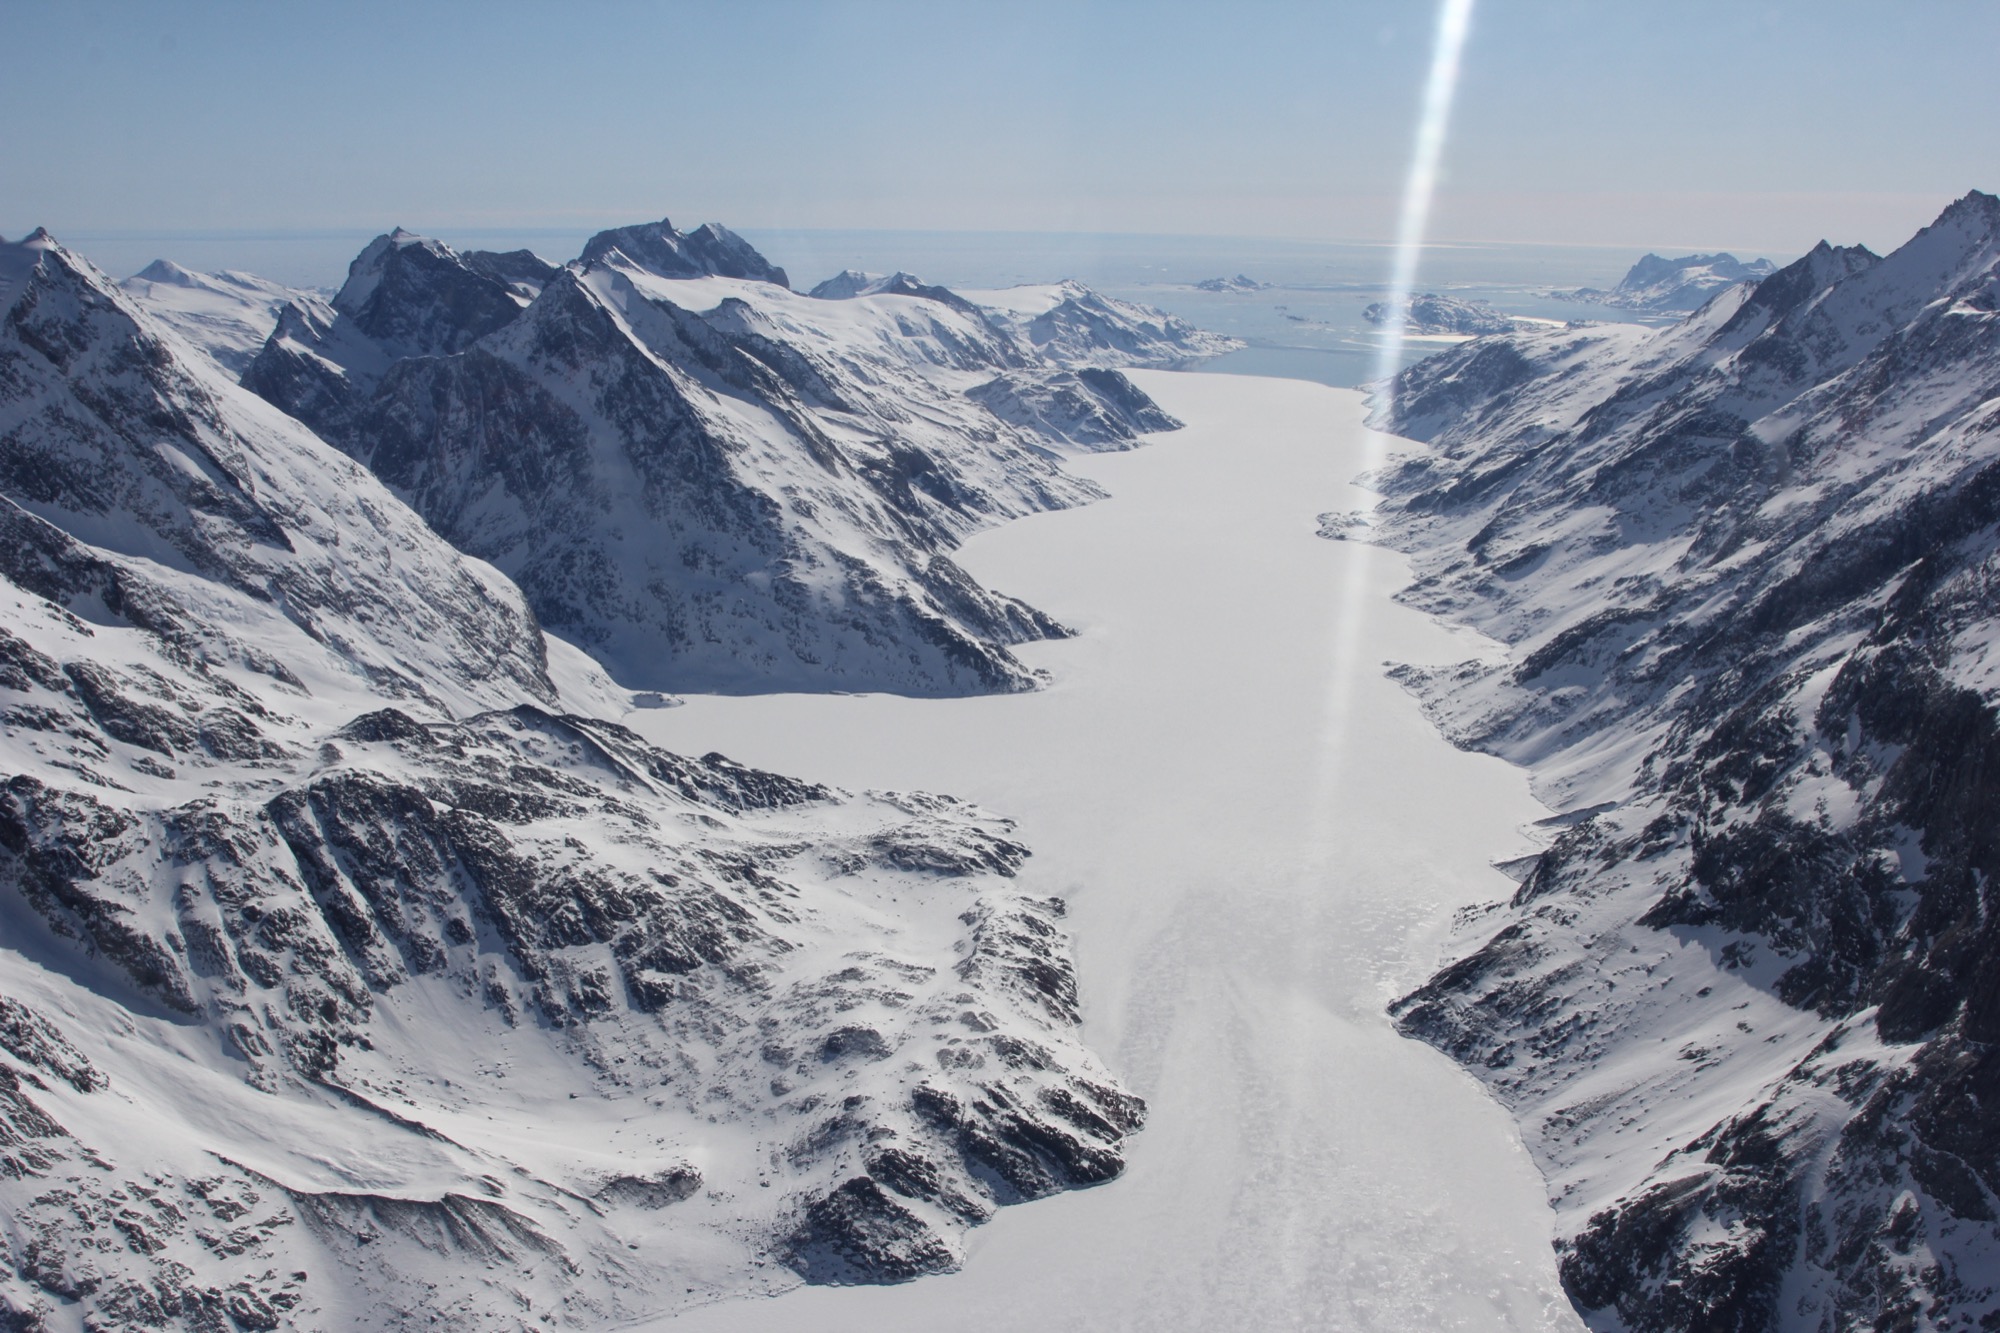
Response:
[[17, 186, 2000, 1330], [0, 220, 1592, 1331], [634, 371, 1585, 1330]]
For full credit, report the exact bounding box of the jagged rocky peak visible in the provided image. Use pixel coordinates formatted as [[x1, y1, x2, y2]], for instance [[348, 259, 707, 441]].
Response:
[[579, 215, 790, 287], [334, 248, 1099, 696], [231, 209, 1202, 701], [238, 229, 546, 440], [330, 225, 529, 358], [0, 227, 59, 306], [458, 245, 561, 300], [1362, 189, 2000, 1331]]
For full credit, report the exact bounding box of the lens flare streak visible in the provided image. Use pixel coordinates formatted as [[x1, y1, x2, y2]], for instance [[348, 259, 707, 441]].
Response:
[[1372, 0, 1480, 401], [1312, 0, 1479, 807]]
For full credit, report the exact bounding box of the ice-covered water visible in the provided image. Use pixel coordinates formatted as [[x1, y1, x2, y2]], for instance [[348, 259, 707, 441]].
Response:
[[623, 371, 1586, 1330]]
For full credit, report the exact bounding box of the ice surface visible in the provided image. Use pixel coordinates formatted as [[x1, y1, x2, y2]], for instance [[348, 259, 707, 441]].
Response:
[[630, 372, 1584, 1330]]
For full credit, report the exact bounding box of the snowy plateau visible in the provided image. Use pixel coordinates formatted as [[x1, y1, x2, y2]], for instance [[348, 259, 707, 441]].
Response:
[[0, 218, 1248, 1330], [1357, 190, 2000, 1331]]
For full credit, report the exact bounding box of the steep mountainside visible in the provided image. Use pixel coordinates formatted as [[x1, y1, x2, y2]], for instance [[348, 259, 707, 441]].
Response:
[[1345, 191, 2000, 1331], [243, 227, 1181, 696], [0, 233, 1142, 1330]]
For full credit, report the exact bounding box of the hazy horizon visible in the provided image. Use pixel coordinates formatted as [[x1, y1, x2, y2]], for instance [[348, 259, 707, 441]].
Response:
[[6, 0, 1993, 264]]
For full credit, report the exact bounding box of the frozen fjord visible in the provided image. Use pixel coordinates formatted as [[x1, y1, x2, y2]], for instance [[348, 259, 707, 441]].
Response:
[[632, 371, 1587, 1331]]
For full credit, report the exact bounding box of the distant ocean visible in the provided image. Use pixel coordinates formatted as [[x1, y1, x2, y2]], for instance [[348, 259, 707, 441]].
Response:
[[46, 225, 1755, 388]]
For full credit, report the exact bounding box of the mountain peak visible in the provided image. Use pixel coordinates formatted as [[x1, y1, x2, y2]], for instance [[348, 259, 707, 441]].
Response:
[[806, 269, 974, 310], [134, 257, 204, 287], [1937, 188, 2000, 226], [807, 268, 878, 299], [580, 216, 789, 288], [1905, 188, 2000, 262], [329, 227, 523, 358], [0, 227, 66, 310]]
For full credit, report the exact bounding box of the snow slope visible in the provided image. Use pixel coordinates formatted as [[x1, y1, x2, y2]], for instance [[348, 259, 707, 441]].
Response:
[[118, 261, 335, 377], [1361, 190, 2000, 1331]]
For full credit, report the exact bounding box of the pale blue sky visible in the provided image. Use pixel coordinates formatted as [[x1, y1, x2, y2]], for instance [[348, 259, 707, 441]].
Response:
[[3, 0, 1993, 256]]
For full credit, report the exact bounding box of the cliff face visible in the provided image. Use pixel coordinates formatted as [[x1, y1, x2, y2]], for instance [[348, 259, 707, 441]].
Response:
[[1350, 192, 2000, 1331]]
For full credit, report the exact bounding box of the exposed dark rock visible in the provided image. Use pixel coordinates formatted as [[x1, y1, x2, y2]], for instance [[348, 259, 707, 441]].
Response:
[[782, 1176, 957, 1283], [580, 217, 790, 288]]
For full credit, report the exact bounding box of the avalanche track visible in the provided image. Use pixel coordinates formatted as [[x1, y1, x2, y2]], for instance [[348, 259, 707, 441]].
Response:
[[634, 371, 1586, 1331]]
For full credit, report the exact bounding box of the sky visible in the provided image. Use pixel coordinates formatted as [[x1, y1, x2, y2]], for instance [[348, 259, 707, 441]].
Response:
[[3, 0, 1994, 263]]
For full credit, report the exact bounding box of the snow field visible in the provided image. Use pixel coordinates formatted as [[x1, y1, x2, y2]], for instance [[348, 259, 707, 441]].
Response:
[[632, 372, 1585, 1330]]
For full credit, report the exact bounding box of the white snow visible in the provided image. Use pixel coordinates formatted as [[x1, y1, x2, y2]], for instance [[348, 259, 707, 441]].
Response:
[[121, 260, 334, 375], [627, 372, 1584, 1330]]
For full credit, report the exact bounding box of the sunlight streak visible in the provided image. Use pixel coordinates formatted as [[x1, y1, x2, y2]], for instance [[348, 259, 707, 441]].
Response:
[[1284, 1, 1487, 1265], [1371, 0, 1480, 401], [1311, 0, 1478, 801]]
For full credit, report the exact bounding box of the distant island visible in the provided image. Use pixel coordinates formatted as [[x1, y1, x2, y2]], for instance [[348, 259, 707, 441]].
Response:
[[1362, 291, 1522, 335], [1194, 273, 1267, 292]]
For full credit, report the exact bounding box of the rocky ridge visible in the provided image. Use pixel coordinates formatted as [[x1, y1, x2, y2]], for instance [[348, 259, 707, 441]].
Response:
[[1342, 191, 2000, 1331], [232, 224, 1187, 696]]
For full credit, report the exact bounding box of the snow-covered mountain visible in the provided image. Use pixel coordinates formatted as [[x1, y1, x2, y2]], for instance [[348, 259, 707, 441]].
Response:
[[579, 217, 789, 287], [0, 231, 1142, 1328], [960, 279, 1244, 368], [1363, 291, 1523, 336], [118, 260, 335, 377], [1555, 250, 1779, 314], [242, 226, 1185, 696], [808, 269, 981, 313], [1345, 190, 2000, 1330]]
